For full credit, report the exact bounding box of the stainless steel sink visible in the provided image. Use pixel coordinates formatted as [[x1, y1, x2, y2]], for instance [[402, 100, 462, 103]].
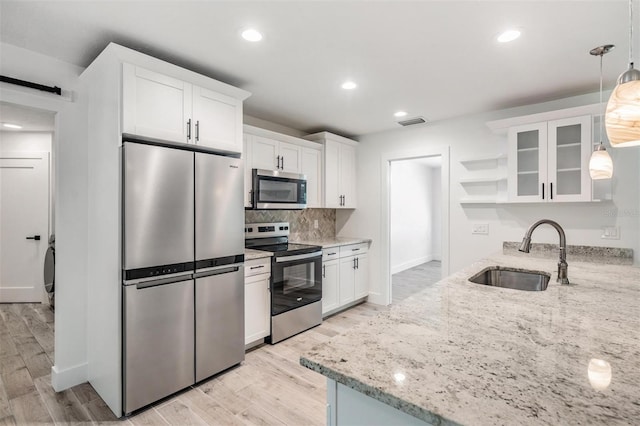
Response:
[[468, 266, 551, 291]]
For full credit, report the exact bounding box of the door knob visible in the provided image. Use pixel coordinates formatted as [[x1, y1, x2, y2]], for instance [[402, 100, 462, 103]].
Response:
[[26, 235, 41, 241]]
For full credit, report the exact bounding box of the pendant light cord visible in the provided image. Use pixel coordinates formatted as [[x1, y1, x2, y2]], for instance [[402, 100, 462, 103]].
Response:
[[600, 52, 604, 144], [630, 0, 634, 66]]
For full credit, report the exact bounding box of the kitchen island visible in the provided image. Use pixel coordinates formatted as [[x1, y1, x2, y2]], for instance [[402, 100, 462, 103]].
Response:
[[301, 252, 640, 425]]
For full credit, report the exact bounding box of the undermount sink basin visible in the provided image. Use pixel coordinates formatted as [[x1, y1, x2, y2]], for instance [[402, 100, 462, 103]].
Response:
[[468, 266, 551, 291]]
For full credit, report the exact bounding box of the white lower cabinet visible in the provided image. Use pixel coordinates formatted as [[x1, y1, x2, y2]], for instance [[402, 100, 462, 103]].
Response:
[[322, 243, 369, 317], [322, 259, 340, 314], [244, 258, 271, 345]]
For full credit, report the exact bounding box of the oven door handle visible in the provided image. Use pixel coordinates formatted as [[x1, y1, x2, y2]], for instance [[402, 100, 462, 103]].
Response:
[[275, 251, 323, 263]]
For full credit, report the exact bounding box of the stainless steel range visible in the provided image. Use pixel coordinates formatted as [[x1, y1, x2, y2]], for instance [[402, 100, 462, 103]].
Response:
[[245, 222, 322, 343]]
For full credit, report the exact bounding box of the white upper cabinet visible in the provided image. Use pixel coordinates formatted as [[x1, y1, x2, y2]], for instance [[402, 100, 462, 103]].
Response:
[[301, 147, 322, 208], [122, 64, 191, 143], [244, 125, 323, 207], [192, 86, 243, 153], [508, 115, 591, 203], [251, 136, 279, 170], [123, 63, 244, 154], [304, 132, 358, 209], [249, 135, 302, 173]]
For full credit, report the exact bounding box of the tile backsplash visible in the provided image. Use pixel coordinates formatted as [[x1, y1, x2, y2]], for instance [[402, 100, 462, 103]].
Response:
[[245, 209, 336, 240]]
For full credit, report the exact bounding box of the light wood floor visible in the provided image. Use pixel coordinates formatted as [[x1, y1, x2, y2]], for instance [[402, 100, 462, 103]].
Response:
[[392, 261, 442, 305], [0, 302, 388, 425]]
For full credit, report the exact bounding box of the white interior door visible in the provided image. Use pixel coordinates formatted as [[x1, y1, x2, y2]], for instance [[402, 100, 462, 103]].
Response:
[[0, 151, 50, 302]]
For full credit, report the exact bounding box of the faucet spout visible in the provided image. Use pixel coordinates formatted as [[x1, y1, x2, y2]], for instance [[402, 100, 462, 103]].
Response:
[[518, 219, 569, 285]]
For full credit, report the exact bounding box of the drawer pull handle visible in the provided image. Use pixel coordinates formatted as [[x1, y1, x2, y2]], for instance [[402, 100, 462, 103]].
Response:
[[250, 265, 265, 270], [352, 248, 360, 251], [328, 252, 337, 256]]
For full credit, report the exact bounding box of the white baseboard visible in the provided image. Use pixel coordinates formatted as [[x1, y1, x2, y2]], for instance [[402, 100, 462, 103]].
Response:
[[0, 287, 41, 303], [51, 363, 87, 391], [391, 255, 433, 275]]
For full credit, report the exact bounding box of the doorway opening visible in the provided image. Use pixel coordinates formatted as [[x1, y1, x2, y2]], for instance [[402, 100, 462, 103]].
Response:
[[390, 156, 442, 304], [380, 146, 450, 306], [0, 101, 56, 305]]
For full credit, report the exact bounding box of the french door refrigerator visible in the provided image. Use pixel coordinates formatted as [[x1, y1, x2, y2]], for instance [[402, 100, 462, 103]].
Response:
[[122, 141, 244, 414]]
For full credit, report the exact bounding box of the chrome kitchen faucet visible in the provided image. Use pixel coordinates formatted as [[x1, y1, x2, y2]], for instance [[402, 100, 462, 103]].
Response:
[[518, 219, 570, 285]]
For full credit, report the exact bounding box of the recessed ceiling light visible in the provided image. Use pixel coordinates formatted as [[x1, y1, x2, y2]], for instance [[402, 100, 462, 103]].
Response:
[[394, 111, 408, 118], [2, 123, 22, 129], [497, 29, 521, 43], [341, 81, 357, 90], [241, 28, 263, 42]]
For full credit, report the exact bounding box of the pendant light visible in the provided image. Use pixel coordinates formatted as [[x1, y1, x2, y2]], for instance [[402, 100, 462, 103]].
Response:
[[605, 0, 640, 147], [590, 45, 615, 180]]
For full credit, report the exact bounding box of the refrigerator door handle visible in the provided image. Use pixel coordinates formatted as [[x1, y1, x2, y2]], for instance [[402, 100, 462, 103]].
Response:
[[193, 264, 242, 279], [134, 274, 193, 290], [124, 271, 193, 287]]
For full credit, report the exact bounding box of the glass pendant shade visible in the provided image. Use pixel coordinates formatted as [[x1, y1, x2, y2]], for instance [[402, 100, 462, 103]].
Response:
[[589, 146, 613, 179], [605, 74, 640, 147]]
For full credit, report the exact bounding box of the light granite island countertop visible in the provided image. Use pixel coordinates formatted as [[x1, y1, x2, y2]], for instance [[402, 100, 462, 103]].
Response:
[[301, 253, 640, 425]]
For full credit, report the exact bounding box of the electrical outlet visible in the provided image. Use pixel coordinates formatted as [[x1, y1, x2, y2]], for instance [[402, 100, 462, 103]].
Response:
[[472, 223, 489, 235], [601, 226, 620, 240], [314, 219, 319, 229]]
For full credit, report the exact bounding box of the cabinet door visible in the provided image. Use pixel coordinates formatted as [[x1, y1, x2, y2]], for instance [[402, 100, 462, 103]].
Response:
[[338, 256, 356, 305], [192, 85, 243, 154], [251, 136, 279, 170], [322, 260, 339, 315], [547, 115, 591, 202], [244, 273, 271, 344], [507, 122, 548, 202], [324, 140, 341, 208], [354, 253, 369, 299], [279, 141, 302, 173], [339, 143, 357, 208], [122, 63, 191, 144], [243, 135, 253, 208], [302, 147, 323, 208]]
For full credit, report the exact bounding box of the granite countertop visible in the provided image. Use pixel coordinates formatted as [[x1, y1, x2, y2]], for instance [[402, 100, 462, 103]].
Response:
[[291, 237, 372, 248], [301, 254, 640, 425], [244, 248, 273, 260]]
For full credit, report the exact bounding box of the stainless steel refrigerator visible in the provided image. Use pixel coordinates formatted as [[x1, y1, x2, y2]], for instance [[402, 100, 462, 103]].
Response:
[[122, 141, 244, 414]]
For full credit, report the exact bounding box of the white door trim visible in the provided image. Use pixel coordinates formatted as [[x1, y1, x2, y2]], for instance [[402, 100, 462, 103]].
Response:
[[380, 146, 450, 306]]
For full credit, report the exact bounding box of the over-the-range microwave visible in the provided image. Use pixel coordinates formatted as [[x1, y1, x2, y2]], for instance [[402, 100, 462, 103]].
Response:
[[250, 169, 307, 209]]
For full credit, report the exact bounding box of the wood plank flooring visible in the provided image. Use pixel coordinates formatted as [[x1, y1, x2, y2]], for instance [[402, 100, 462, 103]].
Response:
[[392, 261, 442, 305], [0, 302, 388, 425]]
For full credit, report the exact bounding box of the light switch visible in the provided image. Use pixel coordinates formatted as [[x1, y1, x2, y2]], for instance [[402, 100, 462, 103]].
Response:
[[601, 226, 620, 240], [472, 223, 489, 235], [314, 219, 319, 229]]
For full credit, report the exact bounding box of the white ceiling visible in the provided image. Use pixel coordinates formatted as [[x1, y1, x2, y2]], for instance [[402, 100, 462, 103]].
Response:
[[0, 1, 635, 138]]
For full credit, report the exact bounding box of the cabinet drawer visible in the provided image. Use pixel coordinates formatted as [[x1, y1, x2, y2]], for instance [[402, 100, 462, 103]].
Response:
[[339, 243, 368, 257], [322, 247, 340, 261], [245, 258, 271, 277]]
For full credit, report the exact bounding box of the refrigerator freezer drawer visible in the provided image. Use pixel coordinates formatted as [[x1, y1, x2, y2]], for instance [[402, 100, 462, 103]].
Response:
[[195, 266, 245, 382], [123, 278, 194, 414]]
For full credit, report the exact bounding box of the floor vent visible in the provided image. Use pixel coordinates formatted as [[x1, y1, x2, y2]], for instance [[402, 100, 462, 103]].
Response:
[[397, 116, 428, 126]]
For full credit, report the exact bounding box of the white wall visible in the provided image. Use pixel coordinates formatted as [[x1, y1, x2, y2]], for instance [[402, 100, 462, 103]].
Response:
[[0, 42, 88, 390], [337, 92, 640, 306], [430, 167, 442, 259], [390, 160, 440, 273]]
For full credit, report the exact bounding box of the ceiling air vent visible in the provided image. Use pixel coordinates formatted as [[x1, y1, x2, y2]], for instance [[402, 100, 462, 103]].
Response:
[[397, 116, 427, 127]]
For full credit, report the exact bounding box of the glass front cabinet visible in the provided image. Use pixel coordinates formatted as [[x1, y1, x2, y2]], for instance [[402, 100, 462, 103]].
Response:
[[507, 115, 591, 203]]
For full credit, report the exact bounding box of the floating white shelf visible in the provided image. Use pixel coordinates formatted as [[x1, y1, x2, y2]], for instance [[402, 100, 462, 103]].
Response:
[[459, 154, 507, 164], [458, 177, 507, 184]]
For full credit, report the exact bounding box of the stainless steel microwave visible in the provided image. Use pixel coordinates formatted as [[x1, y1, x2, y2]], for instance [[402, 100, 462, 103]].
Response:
[[251, 169, 307, 209]]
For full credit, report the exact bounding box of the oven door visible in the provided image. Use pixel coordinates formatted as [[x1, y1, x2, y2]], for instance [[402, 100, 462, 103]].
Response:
[[252, 169, 307, 209], [271, 251, 322, 315]]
